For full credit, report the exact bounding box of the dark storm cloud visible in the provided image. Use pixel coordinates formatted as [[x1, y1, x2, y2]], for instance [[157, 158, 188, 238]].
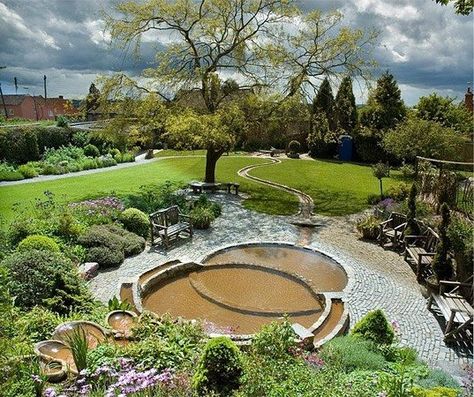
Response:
[[0, 0, 472, 103]]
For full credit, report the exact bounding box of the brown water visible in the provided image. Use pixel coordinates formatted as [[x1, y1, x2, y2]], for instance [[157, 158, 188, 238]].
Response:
[[141, 245, 347, 335], [204, 245, 348, 292], [313, 301, 345, 343]]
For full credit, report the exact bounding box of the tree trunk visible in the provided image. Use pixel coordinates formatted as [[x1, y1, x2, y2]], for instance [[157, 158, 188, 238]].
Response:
[[379, 179, 383, 199], [205, 148, 222, 183]]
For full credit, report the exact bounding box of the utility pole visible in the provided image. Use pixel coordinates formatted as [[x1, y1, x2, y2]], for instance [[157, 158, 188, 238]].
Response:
[[43, 75, 47, 99], [14, 77, 18, 94], [0, 66, 8, 119], [0, 83, 7, 119]]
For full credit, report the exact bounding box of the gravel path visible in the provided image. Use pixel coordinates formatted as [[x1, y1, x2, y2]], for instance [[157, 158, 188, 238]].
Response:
[[88, 194, 472, 378]]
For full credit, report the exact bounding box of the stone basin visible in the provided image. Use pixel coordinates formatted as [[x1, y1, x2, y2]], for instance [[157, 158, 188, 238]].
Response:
[[34, 340, 77, 374], [52, 320, 108, 349], [106, 310, 138, 333]]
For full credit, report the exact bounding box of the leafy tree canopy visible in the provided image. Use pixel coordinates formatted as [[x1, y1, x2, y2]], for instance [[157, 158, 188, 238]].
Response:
[[434, 0, 473, 15], [416, 93, 473, 136], [102, 0, 377, 181], [383, 114, 465, 161]]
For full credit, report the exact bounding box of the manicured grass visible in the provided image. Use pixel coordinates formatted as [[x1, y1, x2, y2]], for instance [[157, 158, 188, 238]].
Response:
[[155, 149, 249, 157], [0, 156, 299, 225], [249, 158, 404, 216]]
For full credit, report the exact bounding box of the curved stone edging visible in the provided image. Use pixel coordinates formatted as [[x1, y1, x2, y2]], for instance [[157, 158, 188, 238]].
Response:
[[188, 262, 325, 316]]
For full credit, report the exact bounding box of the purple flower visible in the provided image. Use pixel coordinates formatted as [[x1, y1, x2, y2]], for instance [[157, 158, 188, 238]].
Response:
[[31, 374, 42, 383], [43, 388, 57, 397]]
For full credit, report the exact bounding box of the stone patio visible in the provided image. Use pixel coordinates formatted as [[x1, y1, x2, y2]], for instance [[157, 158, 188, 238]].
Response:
[[88, 193, 472, 377]]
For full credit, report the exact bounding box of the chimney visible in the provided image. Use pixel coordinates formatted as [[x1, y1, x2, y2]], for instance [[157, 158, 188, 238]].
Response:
[[465, 86, 473, 113], [58, 95, 64, 99]]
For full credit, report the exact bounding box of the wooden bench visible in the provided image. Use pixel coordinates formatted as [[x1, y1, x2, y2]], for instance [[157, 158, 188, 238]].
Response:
[[404, 226, 439, 282], [427, 277, 473, 341], [379, 212, 407, 249], [189, 181, 221, 194], [149, 206, 193, 247], [226, 182, 240, 195]]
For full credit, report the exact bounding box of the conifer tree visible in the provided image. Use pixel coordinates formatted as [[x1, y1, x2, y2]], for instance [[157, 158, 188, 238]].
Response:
[[361, 71, 406, 131], [335, 76, 357, 135], [313, 78, 336, 131]]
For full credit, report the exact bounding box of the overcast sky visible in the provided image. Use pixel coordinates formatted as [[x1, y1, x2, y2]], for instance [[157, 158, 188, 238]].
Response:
[[0, 0, 472, 105]]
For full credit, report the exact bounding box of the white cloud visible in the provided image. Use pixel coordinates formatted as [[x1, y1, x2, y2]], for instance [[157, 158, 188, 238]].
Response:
[[0, 1, 60, 50]]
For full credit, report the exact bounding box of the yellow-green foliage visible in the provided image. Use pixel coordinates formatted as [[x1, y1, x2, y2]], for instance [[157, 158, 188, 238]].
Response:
[[17, 235, 60, 253], [411, 386, 459, 397], [351, 309, 395, 345]]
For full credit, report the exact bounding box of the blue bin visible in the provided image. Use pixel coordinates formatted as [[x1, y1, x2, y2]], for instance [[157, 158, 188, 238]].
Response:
[[338, 135, 353, 161]]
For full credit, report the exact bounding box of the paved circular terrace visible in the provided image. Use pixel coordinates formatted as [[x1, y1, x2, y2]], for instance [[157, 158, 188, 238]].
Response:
[[88, 194, 472, 377]]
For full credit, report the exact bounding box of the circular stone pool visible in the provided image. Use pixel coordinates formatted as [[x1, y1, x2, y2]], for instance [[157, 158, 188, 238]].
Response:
[[131, 243, 349, 340]]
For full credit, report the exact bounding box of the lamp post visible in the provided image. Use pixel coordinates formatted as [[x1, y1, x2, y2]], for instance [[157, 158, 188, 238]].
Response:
[[23, 86, 40, 121]]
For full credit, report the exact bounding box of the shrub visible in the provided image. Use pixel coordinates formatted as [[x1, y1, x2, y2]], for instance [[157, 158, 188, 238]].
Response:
[[109, 148, 121, 158], [417, 368, 460, 390], [400, 162, 416, 179], [411, 386, 459, 397], [195, 194, 222, 217], [0, 249, 91, 313], [83, 144, 100, 157], [0, 127, 40, 164], [17, 306, 63, 343], [35, 126, 71, 152], [356, 215, 380, 240], [448, 215, 474, 282], [385, 183, 410, 201], [367, 193, 382, 205], [190, 206, 215, 229], [103, 224, 146, 257], [351, 309, 395, 345], [0, 169, 24, 181], [120, 208, 149, 238], [69, 196, 124, 226], [56, 115, 68, 127], [121, 152, 135, 162], [71, 130, 90, 147], [78, 226, 125, 267], [251, 319, 296, 359], [17, 235, 60, 253], [17, 164, 38, 178], [96, 155, 117, 168], [320, 335, 387, 372], [193, 337, 243, 396]]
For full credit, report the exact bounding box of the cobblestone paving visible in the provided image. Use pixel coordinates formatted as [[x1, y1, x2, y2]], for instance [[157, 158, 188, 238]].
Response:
[[88, 194, 472, 377]]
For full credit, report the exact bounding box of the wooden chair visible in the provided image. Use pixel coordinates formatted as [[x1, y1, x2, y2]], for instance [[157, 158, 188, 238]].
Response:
[[379, 212, 407, 249], [427, 276, 473, 341], [404, 226, 439, 282], [149, 206, 193, 247]]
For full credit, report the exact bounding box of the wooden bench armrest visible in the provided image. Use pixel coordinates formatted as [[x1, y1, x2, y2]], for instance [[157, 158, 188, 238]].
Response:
[[394, 222, 407, 231], [379, 219, 392, 227], [439, 280, 473, 288], [151, 223, 167, 230], [418, 252, 435, 257]]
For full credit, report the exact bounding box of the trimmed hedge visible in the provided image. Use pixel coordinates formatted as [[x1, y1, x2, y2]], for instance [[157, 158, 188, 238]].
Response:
[[351, 309, 395, 345]]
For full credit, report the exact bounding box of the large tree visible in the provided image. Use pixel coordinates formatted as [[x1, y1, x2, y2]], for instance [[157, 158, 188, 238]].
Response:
[[312, 78, 336, 131], [433, 0, 473, 15], [335, 76, 357, 135], [104, 0, 376, 182], [360, 71, 406, 132]]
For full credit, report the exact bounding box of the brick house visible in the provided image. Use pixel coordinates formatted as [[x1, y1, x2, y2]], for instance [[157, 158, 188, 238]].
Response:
[[2, 94, 69, 120]]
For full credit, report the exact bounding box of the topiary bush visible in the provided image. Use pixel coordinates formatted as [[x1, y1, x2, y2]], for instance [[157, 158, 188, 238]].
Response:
[[83, 144, 100, 158], [190, 206, 215, 229], [192, 337, 243, 396], [120, 208, 149, 238], [0, 249, 91, 314], [351, 309, 395, 345], [17, 235, 60, 253], [288, 140, 301, 153]]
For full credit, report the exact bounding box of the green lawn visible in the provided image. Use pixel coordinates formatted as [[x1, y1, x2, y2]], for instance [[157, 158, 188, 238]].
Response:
[[0, 156, 299, 225], [249, 158, 403, 216], [155, 149, 249, 157]]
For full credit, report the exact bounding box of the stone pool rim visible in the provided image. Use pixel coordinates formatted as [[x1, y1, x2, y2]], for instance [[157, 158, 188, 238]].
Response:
[[126, 241, 354, 343]]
